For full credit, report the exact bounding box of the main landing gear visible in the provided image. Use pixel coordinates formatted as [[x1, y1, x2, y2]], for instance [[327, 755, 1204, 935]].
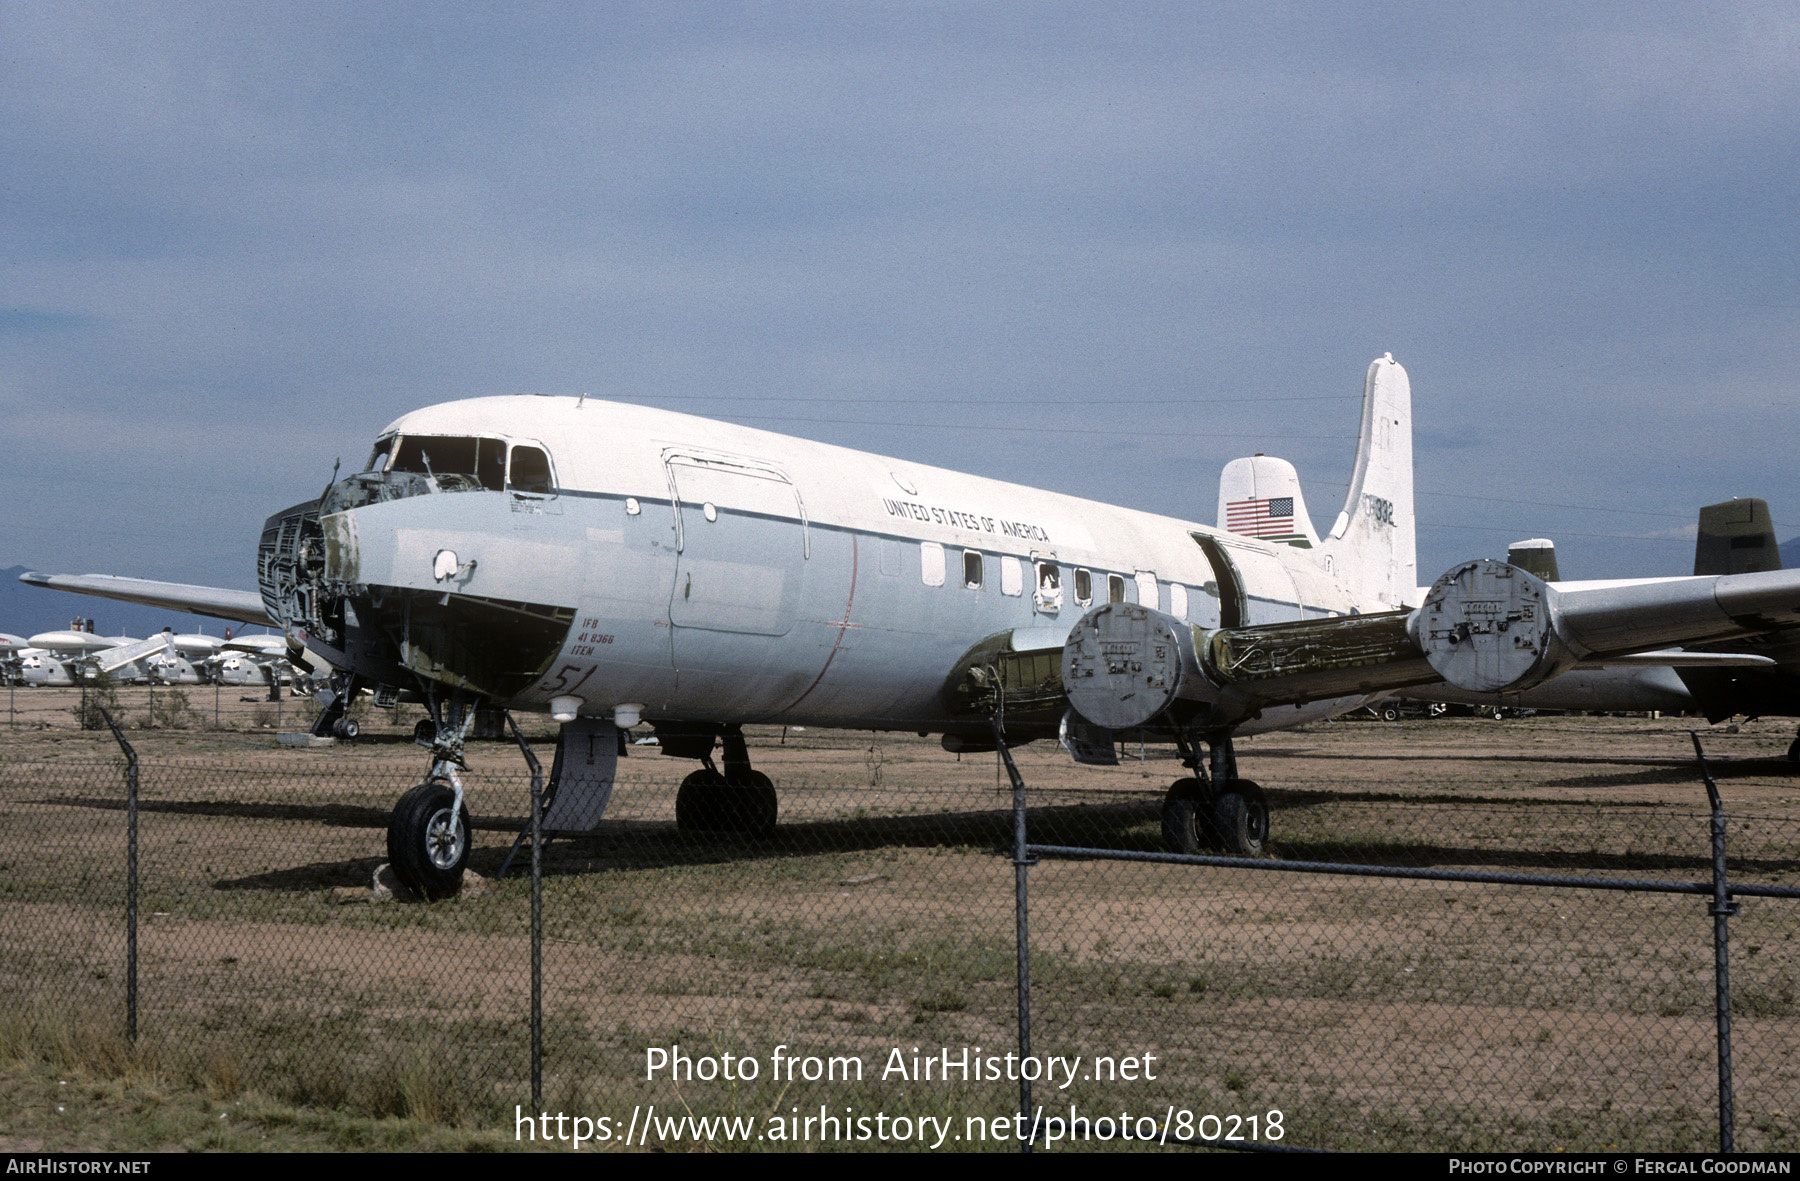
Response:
[[675, 724, 777, 836], [1160, 734, 1269, 858]]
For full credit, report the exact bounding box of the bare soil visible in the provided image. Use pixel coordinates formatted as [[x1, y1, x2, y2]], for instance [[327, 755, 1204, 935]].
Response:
[[2, 699, 1797, 1151]]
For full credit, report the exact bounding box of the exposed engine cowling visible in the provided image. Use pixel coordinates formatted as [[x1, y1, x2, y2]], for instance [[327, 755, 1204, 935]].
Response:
[[257, 499, 334, 654], [1061, 602, 1206, 730], [1410, 558, 1576, 693], [1059, 559, 1589, 734], [1061, 601, 1435, 732]]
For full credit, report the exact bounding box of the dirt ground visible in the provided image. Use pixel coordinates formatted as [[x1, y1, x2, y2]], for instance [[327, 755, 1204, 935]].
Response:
[[2, 697, 1797, 1151]]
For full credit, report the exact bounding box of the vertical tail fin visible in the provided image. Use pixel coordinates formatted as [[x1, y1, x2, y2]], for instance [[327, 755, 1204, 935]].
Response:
[[1694, 498, 1780, 576], [1318, 354, 1416, 608]]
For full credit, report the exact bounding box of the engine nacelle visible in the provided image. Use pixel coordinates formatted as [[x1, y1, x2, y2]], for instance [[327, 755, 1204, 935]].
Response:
[[1061, 602, 1213, 730], [1411, 558, 1578, 693]]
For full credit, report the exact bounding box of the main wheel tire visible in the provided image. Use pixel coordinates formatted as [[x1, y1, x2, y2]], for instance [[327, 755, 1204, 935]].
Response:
[[677, 770, 778, 835], [1379, 706, 1401, 722], [676, 770, 728, 831], [386, 779, 470, 900], [332, 717, 360, 740], [1208, 779, 1269, 858], [722, 770, 778, 837], [1160, 777, 1211, 854]]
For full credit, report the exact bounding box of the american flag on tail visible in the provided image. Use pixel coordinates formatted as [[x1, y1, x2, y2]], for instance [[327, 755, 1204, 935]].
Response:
[[1225, 496, 1304, 543]]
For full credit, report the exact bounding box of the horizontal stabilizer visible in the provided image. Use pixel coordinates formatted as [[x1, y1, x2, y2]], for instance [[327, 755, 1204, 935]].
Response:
[[19, 572, 273, 626]]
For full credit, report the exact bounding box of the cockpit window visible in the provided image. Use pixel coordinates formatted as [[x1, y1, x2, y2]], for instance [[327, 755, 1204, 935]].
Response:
[[365, 436, 395, 472], [508, 445, 554, 494], [390, 436, 506, 491]]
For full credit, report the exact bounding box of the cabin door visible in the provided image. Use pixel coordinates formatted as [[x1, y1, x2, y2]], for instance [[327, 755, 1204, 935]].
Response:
[[665, 456, 808, 643]]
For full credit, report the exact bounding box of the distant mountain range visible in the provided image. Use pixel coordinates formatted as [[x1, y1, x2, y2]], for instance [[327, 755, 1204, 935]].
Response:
[[0, 566, 264, 641]]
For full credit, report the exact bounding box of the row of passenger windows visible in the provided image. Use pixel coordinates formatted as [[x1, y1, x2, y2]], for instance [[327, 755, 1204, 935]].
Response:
[[911, 541, 1197, 619]]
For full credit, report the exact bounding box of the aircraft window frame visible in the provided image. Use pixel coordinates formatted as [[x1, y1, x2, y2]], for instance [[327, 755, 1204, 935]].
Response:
[[1169, 582, 1189, 620], [507, 443, 557, 496], [1032, 560, 1062, 614], [365, 435, 396, 473], [963, 550, 985, 590], [389, 434, 507, 491], [921, 542, 946, 587], [879, 538, 902, 578], [1107, 573, 1126, 603], [1135, 570, 1159, 611], [1000, 556, 1023, 597], [1073, 568, 1093, 607]]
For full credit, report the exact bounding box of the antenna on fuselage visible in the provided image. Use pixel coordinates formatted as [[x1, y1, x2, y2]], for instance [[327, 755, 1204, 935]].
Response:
[[578, 391, 588, 408]]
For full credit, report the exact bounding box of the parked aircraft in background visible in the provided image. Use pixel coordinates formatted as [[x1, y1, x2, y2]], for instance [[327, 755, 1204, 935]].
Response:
[[25, 354, 1800, 899], [0, 633, 29, 685], [143, 629, 222, 686]]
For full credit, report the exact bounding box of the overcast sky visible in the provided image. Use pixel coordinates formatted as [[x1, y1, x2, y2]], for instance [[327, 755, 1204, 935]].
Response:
[[3, 2, 1796, 603]]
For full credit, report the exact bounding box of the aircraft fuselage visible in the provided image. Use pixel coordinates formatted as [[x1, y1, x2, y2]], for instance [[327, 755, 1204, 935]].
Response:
[[270, 396, 1381, 738]]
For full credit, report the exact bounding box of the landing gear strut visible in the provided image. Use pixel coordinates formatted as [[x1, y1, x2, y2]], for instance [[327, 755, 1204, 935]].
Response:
[[675, 724, 777, 835], [386, 701, 475, 899], [310, 672, 363, 740], [1160, 733, 1269, 858]]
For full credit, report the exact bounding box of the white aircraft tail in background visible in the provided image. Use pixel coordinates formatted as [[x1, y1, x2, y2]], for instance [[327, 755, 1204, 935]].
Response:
[[1216, 455, 1322, 550]]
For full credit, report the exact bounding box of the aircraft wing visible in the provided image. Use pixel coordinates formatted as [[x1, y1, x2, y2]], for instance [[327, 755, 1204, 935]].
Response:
[[1418, 561, 1800, 693], [19, 572, 274, 627], [1064, 560, 1800, 731], [1572, 650, 1774, 669]]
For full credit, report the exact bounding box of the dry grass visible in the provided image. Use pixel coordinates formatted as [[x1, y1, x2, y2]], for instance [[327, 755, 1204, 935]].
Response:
[[1, 704, 1798, 1150]]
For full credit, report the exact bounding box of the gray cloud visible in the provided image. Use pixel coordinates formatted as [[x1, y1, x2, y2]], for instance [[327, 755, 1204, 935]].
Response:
[[1, 2, 1796, 592]]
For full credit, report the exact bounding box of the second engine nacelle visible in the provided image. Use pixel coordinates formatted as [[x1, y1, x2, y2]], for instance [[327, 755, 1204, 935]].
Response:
[[1410, 558, 1578, 694]]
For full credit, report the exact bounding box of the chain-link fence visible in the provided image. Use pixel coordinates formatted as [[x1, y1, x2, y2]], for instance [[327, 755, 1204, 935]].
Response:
[[2, 714, 1797, 1151]]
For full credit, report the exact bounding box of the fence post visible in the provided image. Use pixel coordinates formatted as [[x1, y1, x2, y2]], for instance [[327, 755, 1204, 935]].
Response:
[[100, 708, 137, 1044], [508, 713, 545, 1112], [1690, 732, 1736, 1154], [991, 697, 1034, 1154]]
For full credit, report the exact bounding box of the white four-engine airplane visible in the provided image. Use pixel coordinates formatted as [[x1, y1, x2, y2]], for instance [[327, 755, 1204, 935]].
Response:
[[25, 355, 1800, 898]]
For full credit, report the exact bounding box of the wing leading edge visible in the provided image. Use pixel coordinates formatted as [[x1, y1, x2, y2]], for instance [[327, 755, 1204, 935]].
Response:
[[19, 572, 274, 627]]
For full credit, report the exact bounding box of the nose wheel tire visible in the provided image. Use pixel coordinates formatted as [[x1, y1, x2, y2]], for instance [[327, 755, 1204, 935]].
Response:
[[387, 779, 470, 900]]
